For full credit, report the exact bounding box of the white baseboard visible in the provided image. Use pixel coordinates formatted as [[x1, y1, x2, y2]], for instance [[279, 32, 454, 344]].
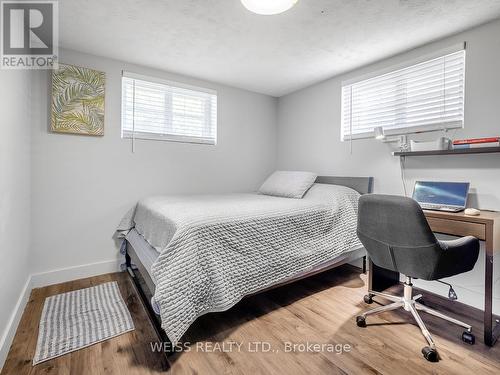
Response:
[[0, 277, 32, 371], [0, 259, 120, 370], [30, 259, 120, 288]]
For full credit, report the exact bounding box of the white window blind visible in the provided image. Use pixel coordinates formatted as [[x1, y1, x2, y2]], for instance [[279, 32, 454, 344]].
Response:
[[341, 48, 465, 141], [121, 72, 217, 145]]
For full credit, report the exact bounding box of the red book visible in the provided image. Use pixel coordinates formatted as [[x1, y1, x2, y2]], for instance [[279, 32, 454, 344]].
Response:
[[453, 137, 500, 145]]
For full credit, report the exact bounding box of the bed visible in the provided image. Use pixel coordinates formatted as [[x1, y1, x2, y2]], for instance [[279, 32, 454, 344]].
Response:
[[118, 175, 373, 346]]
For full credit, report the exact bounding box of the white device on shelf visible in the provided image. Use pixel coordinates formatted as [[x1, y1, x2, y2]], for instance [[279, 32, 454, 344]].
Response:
[[410, 137, 451, 152]]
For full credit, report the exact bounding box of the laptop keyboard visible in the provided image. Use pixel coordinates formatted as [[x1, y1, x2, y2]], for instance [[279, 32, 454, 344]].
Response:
[[419, 203, 458, 212]]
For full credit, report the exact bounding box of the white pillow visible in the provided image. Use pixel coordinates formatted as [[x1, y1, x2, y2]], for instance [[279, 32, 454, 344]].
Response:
[[259, 171, 318, 199]]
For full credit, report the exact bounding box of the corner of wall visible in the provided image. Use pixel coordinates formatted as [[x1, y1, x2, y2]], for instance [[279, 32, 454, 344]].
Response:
[[0, 276, 32, 371]]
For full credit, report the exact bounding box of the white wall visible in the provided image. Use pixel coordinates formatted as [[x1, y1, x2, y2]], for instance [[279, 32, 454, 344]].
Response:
[[30, 49, 278, 276], [277, 19, 500, 312], [0, 70, 32, 366]]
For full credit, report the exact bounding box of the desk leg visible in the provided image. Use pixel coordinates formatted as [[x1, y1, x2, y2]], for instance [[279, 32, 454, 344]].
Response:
[[484, 252, 499, 346], [368, 259, 400, 292]]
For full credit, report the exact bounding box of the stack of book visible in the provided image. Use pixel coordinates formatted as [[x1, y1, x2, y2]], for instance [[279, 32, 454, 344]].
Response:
[[453, 137, 500, 149]]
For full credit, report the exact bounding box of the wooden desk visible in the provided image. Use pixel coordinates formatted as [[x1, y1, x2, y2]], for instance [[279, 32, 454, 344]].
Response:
[[424, 210, 500, 346], [369, 209, 500, 346]]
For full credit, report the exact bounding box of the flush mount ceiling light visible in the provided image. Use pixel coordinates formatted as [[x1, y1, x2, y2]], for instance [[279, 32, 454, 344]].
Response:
[[241, 0, 298, 15]]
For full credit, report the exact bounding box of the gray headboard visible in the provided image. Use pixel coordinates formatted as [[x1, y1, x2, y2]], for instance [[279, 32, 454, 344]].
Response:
[[316, 176, 374, 195]]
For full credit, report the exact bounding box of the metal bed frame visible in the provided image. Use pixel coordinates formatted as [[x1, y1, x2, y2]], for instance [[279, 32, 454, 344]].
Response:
[[125, 176, 374, 346]]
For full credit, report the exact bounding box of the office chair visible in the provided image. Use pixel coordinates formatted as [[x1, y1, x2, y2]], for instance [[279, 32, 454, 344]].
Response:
[[356, 194, 480, 362]]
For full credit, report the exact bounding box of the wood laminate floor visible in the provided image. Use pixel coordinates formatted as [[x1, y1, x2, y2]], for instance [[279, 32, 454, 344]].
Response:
[[2, 266, 500, 375]]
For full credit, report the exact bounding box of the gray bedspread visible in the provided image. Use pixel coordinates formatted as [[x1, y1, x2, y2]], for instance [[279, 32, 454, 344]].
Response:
[[116, 183, 362, 344]]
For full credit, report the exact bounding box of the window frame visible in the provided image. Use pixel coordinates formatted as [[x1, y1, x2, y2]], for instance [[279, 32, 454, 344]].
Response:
[[121, 71, 218, 145], [341, 43, 466, 141]]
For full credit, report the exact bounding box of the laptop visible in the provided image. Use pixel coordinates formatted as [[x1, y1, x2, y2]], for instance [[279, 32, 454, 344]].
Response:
[[412, 181, 470, 212]]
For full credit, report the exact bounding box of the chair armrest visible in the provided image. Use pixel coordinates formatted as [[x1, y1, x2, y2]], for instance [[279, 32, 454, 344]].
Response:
[[434, 236, 480, 279]]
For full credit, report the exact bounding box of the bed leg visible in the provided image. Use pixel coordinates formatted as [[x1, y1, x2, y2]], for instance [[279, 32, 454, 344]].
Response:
[[362, 256, 367, 274]]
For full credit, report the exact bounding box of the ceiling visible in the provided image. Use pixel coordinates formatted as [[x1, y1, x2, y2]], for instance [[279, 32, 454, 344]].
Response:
[[60, 0, 500, 97]]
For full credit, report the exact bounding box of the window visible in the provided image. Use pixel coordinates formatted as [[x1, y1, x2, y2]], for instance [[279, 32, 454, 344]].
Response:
[[341, 47, 465, 140], [121, 72, 217, 145]]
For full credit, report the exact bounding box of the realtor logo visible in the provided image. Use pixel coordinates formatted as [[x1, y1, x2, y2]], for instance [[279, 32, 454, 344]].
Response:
[[1, 0, 58, 69]]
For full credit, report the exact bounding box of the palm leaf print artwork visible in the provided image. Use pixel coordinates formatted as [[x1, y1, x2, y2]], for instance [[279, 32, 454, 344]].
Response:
[[51, 64, 105, 136]]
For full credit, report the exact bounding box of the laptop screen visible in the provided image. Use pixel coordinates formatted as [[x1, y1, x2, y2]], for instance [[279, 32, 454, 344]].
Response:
[[412, 181, 470, 207]]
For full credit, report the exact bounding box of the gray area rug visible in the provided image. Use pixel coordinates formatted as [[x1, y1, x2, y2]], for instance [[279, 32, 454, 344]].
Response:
[[33, 281, 135, 365]]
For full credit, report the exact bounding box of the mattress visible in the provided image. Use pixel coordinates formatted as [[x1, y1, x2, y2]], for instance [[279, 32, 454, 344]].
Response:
[[119, 184, 358, 253], [126, 224, 366, 288], [125, 228, 159, 281], [117, 183, 362, 344]]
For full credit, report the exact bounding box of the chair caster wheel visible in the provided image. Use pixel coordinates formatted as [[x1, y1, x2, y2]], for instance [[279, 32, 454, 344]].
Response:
[[422, 346, 438, 362], [462, 331, 475, 345], [363, 294, 373, 304], [356, 316, 366, 327]]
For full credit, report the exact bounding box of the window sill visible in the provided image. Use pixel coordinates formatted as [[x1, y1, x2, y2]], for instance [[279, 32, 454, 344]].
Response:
[[122, 133, 216, 146]]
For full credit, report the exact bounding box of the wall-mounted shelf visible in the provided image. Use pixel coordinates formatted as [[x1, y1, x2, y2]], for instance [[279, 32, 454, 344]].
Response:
[[393, 146, 500, 157]]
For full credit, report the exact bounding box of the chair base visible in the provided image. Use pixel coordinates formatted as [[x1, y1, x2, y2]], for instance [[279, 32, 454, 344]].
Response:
[[356, 277, 474, 362]]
